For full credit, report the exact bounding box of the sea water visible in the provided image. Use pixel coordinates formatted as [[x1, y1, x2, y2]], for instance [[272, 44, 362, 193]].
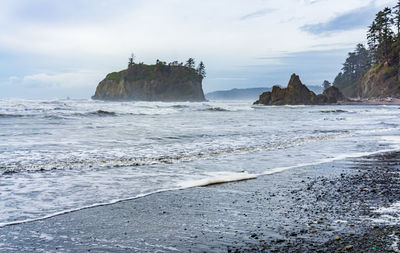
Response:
[[1, 99, 400, 226]]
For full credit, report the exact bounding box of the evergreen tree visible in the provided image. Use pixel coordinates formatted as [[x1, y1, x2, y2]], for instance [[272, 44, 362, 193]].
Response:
[[322, 80, 331, 90], [393, 1, 400, 80], [196, 61, 206, 78], [185, 58, 195, 69], [367, 21, 378, 63], [394, 1, 400, 37], [355, 44, 372, 78], [373, 8, 394, 63], [128, 53, 135, 68], [333, 44, 372, 90]]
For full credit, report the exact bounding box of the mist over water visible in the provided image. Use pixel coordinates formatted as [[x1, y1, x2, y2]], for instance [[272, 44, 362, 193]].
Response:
[[1, 99, 400, 226]]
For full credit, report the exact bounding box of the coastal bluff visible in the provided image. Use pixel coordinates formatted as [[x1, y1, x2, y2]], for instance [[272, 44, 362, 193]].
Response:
[[254, 74, 346, 105], [92, 62, 205, 102]]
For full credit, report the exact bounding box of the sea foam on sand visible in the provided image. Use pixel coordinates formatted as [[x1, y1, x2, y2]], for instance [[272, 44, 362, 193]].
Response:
[[178, 172, 258, 188]]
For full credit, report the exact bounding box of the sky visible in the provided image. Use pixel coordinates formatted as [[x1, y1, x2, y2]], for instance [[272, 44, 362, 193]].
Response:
[[0, 0, 397, 98]]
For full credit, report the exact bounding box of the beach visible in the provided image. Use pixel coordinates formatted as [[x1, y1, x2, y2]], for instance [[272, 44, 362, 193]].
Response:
[[1, 151, 400, 252], [3, 1, 400, 252]]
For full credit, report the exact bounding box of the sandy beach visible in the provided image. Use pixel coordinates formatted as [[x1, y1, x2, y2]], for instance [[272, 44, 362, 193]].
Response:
[[1, 151, 400, 252]]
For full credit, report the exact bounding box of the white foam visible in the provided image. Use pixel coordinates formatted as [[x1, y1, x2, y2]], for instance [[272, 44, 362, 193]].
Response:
[[3, 147, 399, 229], [372, 202, 400, 225], [334, 220, 348, 224], [39, 233, 54, 241], [391, 233, 400, 253], [0, 172, 259, 228], [374, 202, 400, 214], [382, 136, 400, 144], [262, 147, 400, 175], [178, 172, 258, 188], [0, 187, 182, 228]]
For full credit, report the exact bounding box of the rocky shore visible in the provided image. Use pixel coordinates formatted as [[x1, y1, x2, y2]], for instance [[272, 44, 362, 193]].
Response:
[[1, 152, 400, 252]]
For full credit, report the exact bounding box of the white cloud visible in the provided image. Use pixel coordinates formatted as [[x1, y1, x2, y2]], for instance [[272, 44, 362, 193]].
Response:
[[2, 0, 393, 61], [8, 71, 102, 88]]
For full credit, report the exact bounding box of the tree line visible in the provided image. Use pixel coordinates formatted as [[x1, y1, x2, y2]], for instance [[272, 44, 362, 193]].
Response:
[[127, 54, 206, 78], [333, 1, 400, 89], [333, 44, 372, 90]]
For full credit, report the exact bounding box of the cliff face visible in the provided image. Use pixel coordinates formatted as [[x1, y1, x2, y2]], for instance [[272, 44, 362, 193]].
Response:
[[356, 63, 400, 98], [254, 74, 346, 105], [334, 63, 400, 99], [92, 63, 205, 102]]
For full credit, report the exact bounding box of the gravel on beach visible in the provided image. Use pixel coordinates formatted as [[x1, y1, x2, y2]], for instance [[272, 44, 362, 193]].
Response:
[[1, 152, 400, 252]]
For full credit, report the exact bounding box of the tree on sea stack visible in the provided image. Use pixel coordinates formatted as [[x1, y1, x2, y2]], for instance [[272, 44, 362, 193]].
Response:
[[128, 53, 135, 68], [322, 80, 331, 90], [197, 61, 206, 78], [185, 58, 195, 69]]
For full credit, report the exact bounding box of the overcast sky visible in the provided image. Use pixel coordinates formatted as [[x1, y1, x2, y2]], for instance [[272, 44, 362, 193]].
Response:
[[0, 0, 397, 98]]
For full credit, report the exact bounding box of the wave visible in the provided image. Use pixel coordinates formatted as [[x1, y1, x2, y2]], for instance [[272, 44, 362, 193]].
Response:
[[0, 110, 117, 119], [2, 146, 399, 229], [262, 146, 400, 176], [0, 171, 256, 228], [320, 109, 348, 113], [0, 113, 26, 118], [92, 110, 116, 116], [171, 105, 189, 109], [380, 122, 399, 128], [0, 187, 182, 228], [0, 132, 349, 174], [203, 107, 230, 112]]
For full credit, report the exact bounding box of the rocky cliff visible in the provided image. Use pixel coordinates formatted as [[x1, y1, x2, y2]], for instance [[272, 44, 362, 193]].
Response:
[[356, 63, 400, 98], [92, 63, 205, 102], [334, 63, 400, 99], [254, 74, 346, 105]]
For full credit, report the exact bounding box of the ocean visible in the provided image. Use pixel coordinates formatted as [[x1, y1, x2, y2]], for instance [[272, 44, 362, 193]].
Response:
[[1, 99, 400, 227]]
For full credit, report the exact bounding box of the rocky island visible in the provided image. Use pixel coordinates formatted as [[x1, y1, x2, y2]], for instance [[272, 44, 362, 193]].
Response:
[[92, 58, 206, 102], [254, 74, 346, 105]]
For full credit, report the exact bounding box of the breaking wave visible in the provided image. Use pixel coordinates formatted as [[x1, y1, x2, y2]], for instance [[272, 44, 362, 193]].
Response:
[[0, 132, 349, 175]]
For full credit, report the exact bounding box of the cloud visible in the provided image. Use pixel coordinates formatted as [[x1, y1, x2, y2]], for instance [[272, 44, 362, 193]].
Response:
[[0, 70, 105, 98], [301, 4, 379, 34], [8, 71, 100, 88], [0, 0, 396, 97], [240, 9, 275, 21], [0, 70, 103, 98]]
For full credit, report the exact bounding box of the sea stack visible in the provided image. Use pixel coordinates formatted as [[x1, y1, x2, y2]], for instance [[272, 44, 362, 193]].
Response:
[[253, 74, 346, 105], [92, 62, 206, 102]]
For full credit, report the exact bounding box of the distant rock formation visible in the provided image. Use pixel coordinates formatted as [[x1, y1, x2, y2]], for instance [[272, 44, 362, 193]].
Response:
[[323, 86, 346, 103], [92, 63, 205, 102], [253, 74, 346, 105], [206, 87, 272, 100]]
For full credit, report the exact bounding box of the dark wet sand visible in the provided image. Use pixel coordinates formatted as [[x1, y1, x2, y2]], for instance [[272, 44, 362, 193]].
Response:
[[1, 152, 400, 252]]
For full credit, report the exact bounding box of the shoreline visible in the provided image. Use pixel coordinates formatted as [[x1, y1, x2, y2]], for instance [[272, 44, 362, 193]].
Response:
[[1, 146, 398, 230], [1, 152, 400, 252], [341, 97, 400, 105]]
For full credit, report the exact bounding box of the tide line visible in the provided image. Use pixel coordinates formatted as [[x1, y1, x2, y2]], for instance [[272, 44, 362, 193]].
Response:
[[1, 146, 399, 229]]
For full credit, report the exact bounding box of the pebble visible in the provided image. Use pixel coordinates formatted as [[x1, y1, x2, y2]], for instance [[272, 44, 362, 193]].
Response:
[[345, 245, 353, 250]]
